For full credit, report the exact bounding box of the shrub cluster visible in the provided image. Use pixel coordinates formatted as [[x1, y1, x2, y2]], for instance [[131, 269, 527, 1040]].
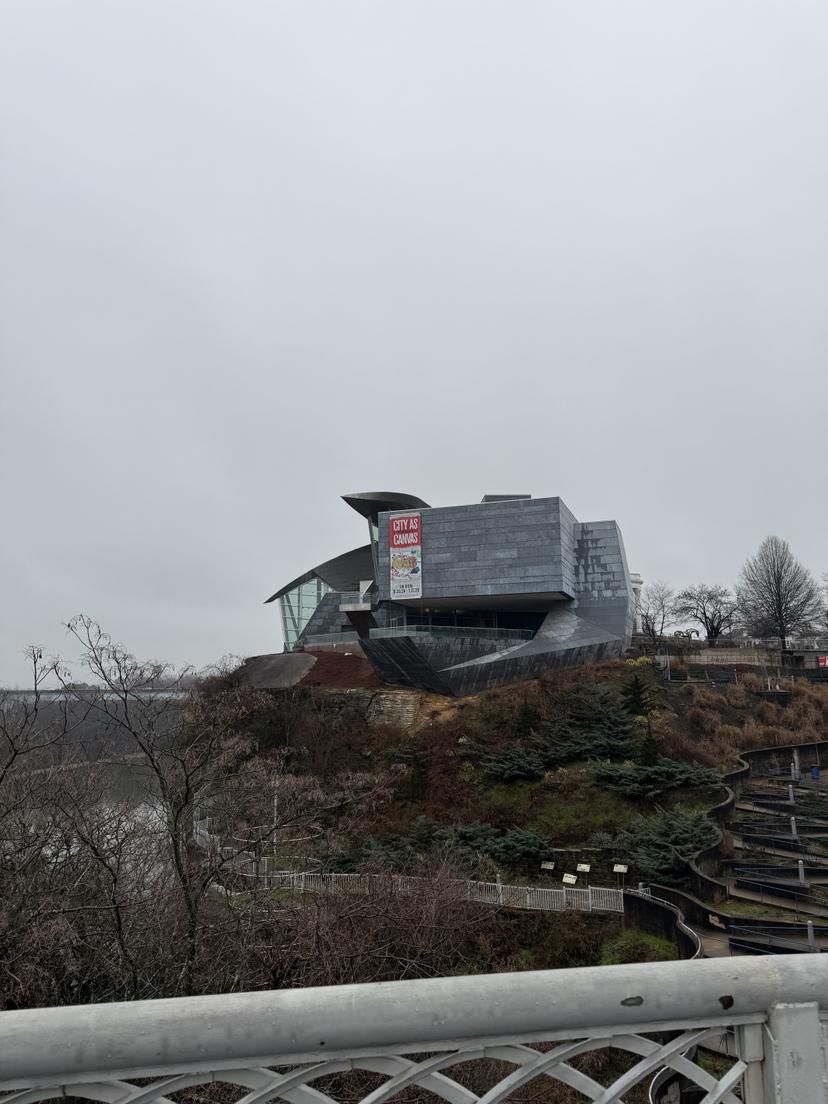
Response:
[[599, 930, 677, 965], [478, 684, 635, 783], [336, 817, 549, 877], [593, 758, 721, 800], [610, 808, 719, 886]]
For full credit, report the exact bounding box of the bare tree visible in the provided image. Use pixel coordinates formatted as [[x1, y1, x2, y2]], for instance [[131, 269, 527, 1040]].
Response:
[[50, 616, 397, 996], [673, 584, 738, 645], [0, 649, 100, 1006], [737, 536, 822, 648], [0, 647, 92, 794], [54, 617, 294, 994], [52, 771, 173, 1002], [235, 855, 503, 992], [3, 619, 511, 1011], [0, 666, 176, 1009], [639, 581, 675, 647]]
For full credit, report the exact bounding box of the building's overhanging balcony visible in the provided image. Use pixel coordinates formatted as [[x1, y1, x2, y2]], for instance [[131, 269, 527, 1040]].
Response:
[[339, 596, 375, 612], [339, 584, 376, 613]]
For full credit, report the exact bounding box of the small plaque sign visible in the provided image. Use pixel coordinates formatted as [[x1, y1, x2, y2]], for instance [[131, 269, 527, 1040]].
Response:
[[562, 873, 578, 886], [613, 863, 629, 874], [576, 863, 591, 873], [540, 861, 555, 870]]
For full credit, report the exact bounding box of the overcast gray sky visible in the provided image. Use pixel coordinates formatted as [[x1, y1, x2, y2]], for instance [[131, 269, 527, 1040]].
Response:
[[1, 1, 826, 684]]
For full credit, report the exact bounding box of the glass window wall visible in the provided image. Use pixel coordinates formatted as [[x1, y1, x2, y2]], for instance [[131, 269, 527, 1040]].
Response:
[[368, 520, 380, 580], [278, 577, 330, 648], [400, 609, 545, 633]]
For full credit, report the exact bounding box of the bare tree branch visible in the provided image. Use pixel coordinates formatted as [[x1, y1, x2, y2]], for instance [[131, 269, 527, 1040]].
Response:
[[736, 536, 822, 647], [673, 584, 738, 645], [639, 581, 676, 647]]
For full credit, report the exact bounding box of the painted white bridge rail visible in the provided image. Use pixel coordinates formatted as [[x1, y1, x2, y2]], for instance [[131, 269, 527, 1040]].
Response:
[[1, 956, 827, 1104]]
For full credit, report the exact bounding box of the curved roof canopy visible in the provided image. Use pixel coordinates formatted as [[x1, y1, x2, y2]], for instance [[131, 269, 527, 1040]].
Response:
[[266, 494, 429, 604], [342, 491, 430, 523], [264, 544, 374, 604]]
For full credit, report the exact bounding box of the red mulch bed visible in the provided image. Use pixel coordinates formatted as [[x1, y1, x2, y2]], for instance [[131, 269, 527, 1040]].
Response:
[[298, 649, 383, 689]]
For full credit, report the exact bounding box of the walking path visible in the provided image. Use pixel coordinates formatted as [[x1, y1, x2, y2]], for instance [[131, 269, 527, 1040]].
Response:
[[194, 821, 625, 917], [694, 746, 828, 956], [236, 869, 626, 915]]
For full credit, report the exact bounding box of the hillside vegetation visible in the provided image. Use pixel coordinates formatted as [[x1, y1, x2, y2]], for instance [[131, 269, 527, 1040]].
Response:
[[2, 641, 694, 1010], [265, 661, 828, 887], [6, 627, 827, 1011]]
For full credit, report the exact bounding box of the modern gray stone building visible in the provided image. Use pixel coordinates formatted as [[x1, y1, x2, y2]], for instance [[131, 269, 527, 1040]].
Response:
[[266, 491, 637, 695]]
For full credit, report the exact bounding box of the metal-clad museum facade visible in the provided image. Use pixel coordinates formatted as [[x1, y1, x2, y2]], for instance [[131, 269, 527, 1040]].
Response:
[[267, 491, 636, 695]]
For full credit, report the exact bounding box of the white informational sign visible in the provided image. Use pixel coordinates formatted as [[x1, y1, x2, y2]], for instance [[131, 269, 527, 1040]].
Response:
[[540, 861, 555, 871], [613, 864, 629, 874], [562, 873, 578, 886], [389, 513, 422, 599], [576, 863, 591, 873]]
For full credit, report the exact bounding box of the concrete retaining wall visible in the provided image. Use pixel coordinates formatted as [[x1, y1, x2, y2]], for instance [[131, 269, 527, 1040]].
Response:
[[623, 892, 702, 960]]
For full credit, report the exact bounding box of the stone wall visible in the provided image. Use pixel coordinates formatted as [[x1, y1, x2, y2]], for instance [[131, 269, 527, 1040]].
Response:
[[622, 892, 701, 959]]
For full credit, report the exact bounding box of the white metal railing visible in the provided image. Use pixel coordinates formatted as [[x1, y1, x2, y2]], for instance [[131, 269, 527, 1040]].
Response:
[[2, 955, 827, 1103], [230, 869, 618, 914], [233, 867, 624, 914], [194, 821, 623, 915]]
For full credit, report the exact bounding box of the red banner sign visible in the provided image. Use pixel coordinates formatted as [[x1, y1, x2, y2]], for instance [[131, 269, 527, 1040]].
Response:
[[390, 514, 421, 548]]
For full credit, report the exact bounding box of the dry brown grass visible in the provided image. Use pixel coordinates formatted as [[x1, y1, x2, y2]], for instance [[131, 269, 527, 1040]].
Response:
[[724, 684, 749, 709], [660, 727, 718, 767], [754, 700, 781, 725], [786, 727, 822, 745], [699, 723, 771, 766], [785, 697, 823, 731], [663, 676, 828, 769], [686, 706, 722, 735], [717, 723, 754, 753], [695, 686, 724, 710], [747, 721, 778, 749], [740, 672, 764, 692], [682, 684, 723, 710], [740, 719, 784, 748]]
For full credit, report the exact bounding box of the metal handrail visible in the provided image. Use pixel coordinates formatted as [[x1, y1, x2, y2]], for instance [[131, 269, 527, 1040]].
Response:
[[338, 591, 376, 606], [2, 955, 828, 1100], [299, 631, 360, 647], [232, 869, 623, 916], [728, 925, 822, 955], [369, 624, 535, 642]]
